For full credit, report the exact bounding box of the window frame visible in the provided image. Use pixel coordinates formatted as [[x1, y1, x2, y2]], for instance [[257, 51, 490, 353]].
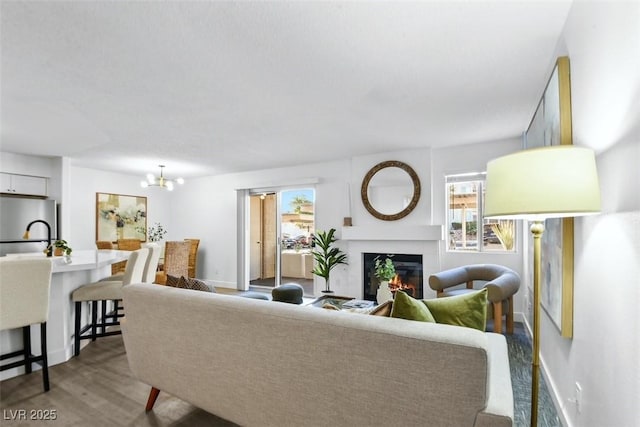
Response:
[[445, 172, 516, 253]]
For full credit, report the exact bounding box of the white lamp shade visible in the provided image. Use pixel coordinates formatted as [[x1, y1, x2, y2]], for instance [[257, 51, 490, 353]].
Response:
[[484, 146, 601, 220]]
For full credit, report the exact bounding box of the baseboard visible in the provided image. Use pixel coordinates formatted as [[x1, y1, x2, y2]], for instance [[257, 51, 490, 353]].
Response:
[[207, 281, 241, 290]]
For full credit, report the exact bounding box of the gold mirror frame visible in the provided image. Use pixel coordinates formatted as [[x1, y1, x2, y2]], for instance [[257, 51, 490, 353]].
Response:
[[360, 160, 421, 221]]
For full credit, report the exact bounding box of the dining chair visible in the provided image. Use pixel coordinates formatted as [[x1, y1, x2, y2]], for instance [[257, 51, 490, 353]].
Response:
[[96, 241, 114, 249], [111, 238, 142, 276], [155, 241, 190, 285], [184, 238, 200, 278], [96, 241, 118, 274]]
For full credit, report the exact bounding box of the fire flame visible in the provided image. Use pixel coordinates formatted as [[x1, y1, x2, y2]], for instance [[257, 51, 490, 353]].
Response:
[[388, 274, 416, 296]]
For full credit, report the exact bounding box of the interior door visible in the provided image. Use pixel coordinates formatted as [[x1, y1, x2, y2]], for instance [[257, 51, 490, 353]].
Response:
[[249, 195, 261, 281], [262, 193, 277, 281], [249, 193, 277, 287]]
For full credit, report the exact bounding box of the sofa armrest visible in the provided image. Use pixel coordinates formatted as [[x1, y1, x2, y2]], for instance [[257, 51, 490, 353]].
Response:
[[484, 273, 520, 302], [428, 267, 470, 291], [475, 332, 514, 427]]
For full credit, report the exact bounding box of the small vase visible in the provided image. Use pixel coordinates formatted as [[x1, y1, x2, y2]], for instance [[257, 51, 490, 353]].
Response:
[[376, 281, 393, 304], [54, 248, 64, 257]]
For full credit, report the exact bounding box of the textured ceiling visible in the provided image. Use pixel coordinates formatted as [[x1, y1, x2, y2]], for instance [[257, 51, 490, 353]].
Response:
[[0, 1, 573, 178]]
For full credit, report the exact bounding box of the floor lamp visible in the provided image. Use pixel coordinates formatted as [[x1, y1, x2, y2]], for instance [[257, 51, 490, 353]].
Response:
[[484, 146, 601, 427]]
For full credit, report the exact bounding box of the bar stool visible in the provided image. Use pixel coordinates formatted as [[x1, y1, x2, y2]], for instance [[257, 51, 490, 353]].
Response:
[[99, 243, 161, 283], [96, 244, 161, 329], [0, 258, 53, 392], [72, 248, 148, 356]]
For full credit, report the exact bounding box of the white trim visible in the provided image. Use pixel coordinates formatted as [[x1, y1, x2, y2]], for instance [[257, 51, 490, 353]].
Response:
[[341, 225, 444, 241], [236, 189, 249, 291], [235, 177, 320, 191]]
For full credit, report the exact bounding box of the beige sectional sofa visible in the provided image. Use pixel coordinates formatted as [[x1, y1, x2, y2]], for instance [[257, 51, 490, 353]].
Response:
[[121, 283, 514, 427]]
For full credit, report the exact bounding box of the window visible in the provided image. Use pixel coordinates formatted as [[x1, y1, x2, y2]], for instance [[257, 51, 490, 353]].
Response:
[[446, 173, 516, 252]]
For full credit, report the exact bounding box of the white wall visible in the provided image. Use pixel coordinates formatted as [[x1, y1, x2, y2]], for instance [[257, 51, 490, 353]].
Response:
[[538, 2, 640, 426], [170, 145, 526, 299], [171, 159, 351, 289], [66, 166, 173, 251], [3, 144, 526, 297]]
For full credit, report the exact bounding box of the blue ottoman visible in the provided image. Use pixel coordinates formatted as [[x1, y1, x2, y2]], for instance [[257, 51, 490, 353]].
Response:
[[272, 283, 304, 304]]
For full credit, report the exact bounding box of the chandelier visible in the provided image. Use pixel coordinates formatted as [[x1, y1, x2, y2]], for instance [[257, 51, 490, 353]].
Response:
[[140, 165, 184, 191]]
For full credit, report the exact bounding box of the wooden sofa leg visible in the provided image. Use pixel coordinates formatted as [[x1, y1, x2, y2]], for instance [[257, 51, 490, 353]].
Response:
[[145, 387, 161, 412], [492, 302, 503, 334], [506, 296, 514, 334]]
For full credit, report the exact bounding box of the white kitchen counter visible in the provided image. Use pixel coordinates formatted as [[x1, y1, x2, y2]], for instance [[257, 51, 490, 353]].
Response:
[[1, 250, 130, 381]]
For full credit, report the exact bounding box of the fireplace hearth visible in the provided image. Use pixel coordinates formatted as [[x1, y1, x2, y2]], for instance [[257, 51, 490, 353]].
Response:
[[363, 253, 423, 301]]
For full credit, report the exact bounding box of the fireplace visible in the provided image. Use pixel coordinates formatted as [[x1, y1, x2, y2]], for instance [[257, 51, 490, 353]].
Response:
[[363, 253, 423, 301]]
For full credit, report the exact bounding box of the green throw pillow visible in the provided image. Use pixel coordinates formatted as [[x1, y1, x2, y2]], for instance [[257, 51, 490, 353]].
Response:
[[390, 290, 436, 323], [423, 288, 488, 331]]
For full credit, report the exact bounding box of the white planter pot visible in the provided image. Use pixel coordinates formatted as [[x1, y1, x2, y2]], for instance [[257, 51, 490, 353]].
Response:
[[376, 281, 393, 304]]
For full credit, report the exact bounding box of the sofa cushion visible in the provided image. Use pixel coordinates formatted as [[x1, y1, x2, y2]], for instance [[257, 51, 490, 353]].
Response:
[[423, 288, 488, 331], [167, 275, 211, 292], [370, 300, 393, 317], [390, 290, 436, 323], [165, 274, 181, 287]]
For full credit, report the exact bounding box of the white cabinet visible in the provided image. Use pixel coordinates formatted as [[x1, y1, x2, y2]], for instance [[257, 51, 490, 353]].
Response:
[[0, 173, 48, 196]]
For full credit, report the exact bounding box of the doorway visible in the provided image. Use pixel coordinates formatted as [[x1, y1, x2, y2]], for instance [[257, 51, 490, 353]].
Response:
[[248, 188, 315, 295]]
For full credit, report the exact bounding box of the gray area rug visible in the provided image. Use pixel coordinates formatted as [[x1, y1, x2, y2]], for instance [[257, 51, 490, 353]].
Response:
[[507, 324, 562, 427]]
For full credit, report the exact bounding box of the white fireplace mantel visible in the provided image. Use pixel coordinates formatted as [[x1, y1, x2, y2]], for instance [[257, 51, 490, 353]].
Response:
[[341, 225, 444, 242]]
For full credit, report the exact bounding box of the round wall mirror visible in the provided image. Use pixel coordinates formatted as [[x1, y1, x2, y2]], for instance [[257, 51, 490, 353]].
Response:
[[360, 160, 421, 221]]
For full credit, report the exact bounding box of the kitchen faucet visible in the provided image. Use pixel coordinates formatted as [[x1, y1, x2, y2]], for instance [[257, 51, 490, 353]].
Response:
[[23, 220, 52, 257]]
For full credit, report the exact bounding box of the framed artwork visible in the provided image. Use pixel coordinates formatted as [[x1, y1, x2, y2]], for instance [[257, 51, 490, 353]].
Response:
[[523, 56, 574, 338], [96, 193, 147, 243]]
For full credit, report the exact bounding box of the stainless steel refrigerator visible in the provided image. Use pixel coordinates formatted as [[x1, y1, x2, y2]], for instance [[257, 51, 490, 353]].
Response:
[[0, 197, 58, 257]]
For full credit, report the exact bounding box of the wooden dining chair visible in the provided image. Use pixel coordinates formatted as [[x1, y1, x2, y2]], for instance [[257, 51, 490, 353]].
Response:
[[155, 241, 190, 285], [96, 241, 118, 274], [184, 238, 200, 278], [112, 239, 142, 275], [117, 239, 142, 251], [96, 241, 114, 250]]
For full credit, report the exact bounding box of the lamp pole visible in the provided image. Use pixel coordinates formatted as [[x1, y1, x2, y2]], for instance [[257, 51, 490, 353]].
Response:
[[530, 220, 544, 427]]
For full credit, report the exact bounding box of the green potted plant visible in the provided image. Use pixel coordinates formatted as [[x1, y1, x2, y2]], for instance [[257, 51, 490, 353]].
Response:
[[374, 255, 395, 303], [374, 255, 396, 282], [49, 239, 72, 256], [311, 228, 348, 294]]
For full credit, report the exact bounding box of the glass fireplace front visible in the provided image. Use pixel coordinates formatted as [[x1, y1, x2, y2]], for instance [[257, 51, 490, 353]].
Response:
[[363, 253, 423, 301]]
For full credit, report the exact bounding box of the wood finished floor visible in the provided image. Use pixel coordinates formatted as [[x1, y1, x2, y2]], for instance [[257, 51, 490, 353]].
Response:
[[0, 334, 236, 427]]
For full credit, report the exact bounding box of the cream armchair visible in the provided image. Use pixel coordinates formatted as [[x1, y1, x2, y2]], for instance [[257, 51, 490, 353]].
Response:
[[428, 264, 521, 334]]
